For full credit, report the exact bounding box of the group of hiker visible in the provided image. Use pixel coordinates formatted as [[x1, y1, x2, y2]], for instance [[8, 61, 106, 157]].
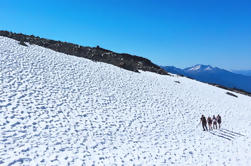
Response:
[[200, 114, 221, 131]]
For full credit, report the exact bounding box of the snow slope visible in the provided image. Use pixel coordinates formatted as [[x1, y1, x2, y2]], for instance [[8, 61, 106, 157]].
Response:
[[0, 36, 251, 166]]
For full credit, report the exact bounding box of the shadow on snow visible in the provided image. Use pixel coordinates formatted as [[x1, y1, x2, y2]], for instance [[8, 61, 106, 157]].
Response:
[[209, 128, 245, 141]]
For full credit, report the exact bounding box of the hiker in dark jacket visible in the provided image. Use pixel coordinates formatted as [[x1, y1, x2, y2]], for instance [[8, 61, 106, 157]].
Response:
[[217, 114, 222, 129], [207, 116, 213, 130], [200, 115, 208, 131], [213, 115, 217, 129]]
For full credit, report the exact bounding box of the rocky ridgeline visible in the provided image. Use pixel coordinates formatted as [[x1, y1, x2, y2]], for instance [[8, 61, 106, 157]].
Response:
[[0, 30, 169, 75]]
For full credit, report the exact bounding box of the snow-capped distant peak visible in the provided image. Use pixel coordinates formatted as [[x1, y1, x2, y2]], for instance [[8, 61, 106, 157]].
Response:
[[186, 64, 213, 71], [189, 65, 202, 71]]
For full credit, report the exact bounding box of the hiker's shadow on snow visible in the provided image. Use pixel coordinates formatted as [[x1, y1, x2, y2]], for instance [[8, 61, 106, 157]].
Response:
[[209, 128, 245, 141]]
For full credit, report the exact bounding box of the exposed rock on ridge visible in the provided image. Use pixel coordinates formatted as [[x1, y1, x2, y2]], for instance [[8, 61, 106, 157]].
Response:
[[0, 30, 169, 75]]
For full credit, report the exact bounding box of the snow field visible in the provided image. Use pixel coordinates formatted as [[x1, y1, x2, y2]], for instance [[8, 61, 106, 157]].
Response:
[[0, 36, 251, 165]]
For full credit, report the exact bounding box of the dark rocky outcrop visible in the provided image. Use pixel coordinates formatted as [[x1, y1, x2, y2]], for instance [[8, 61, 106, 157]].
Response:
[[0, 30, 169, 75], [226, 92, 238, 98]]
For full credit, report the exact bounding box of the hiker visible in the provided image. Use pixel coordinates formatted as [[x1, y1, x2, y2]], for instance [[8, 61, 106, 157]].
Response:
[[217, 114, 222, 129], [207, 116, 213, 130], [213, 115, 217, 129], [200, 115, 208, 131]]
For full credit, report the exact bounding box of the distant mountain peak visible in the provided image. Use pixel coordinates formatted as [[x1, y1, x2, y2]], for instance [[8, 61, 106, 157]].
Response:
[[162, 64, 251, 93], [185, 64, 214, 71]]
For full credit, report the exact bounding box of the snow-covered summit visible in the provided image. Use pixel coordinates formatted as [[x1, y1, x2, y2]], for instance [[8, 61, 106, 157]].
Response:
[[185, 64, 214, 72], [1, 36, 251, 165]]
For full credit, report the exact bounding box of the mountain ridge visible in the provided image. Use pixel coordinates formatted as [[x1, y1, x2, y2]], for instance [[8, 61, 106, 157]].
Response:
[[0, 30, 168, 75], [231, 69, 251, 76]]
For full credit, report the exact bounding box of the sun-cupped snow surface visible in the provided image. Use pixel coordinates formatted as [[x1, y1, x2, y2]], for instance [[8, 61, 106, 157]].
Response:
[[0, 36, 251, 166]]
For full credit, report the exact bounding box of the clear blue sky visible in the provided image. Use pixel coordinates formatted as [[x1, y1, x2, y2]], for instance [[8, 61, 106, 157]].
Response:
[[1, 0, 251, 70]]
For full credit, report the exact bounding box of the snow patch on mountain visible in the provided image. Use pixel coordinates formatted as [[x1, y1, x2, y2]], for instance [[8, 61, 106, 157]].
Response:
[[205, 66, 213, 71], [185, 64, 214, 72]]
